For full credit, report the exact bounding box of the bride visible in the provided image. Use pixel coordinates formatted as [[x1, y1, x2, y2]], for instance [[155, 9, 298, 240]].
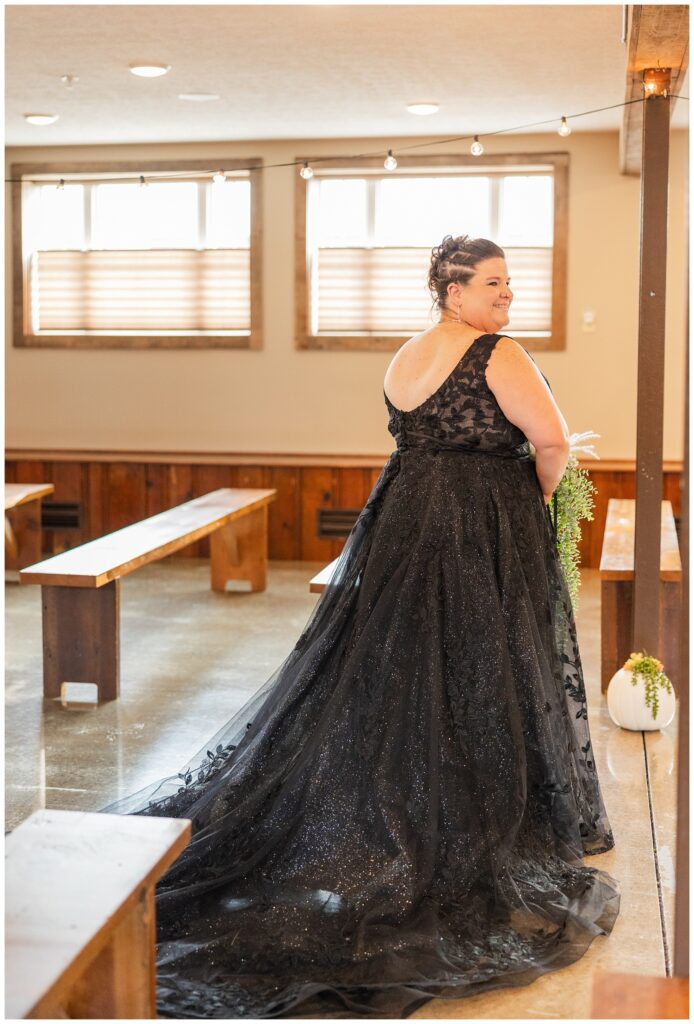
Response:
[[103, 233, 620, 1019]]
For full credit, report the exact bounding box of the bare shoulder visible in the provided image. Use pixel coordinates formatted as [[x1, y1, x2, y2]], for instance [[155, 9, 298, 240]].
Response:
[[384, 326, 440, 377]]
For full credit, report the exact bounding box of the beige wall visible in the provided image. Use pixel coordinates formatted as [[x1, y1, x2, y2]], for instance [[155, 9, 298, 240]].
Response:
[[5, 130, 688, 460]]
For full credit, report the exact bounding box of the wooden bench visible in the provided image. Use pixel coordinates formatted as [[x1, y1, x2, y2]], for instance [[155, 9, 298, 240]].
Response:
[[599, 498, 682, 693], [5, 483, 55, 574], [19, 487, 276, 702], [6, 808, 190, 1020], [309, 557, 339, 593]]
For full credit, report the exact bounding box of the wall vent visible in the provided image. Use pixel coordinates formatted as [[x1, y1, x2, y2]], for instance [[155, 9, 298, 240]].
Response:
[[316, 508, 361, 539], [42, 501, 82, 530]]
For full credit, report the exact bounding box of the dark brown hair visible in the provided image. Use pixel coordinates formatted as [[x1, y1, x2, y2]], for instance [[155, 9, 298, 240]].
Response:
[[427, 234, 506, 314]]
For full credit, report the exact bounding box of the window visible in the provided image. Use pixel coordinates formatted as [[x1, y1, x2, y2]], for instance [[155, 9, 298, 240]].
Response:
[[296, 153, 568, 351], [12, 159, 262, 348]]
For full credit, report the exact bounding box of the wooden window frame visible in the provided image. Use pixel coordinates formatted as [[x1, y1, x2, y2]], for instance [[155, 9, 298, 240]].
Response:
[[11, 158, 263, 350], [295, 152, 568, 352]]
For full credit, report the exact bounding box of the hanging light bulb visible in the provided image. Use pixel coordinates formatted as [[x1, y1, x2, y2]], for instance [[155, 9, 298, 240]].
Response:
[[139, 175, 147, 187], [212, 169, 226, 184], [299, 162, 314, 180], [470, 135, 484, 156], [558, 116, 571, 137], [384, 149, 398, 171], [56, 178, 65, 190]]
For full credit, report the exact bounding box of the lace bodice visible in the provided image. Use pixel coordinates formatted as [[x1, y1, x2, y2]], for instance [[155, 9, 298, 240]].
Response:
[[384, 333, 532, 459]]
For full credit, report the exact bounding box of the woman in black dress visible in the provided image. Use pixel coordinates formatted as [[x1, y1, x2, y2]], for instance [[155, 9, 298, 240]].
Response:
[[104, 234, 620, 1019]]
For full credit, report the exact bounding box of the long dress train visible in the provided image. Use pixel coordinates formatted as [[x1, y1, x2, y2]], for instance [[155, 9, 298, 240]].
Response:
[[102, 333, 620, 1019]]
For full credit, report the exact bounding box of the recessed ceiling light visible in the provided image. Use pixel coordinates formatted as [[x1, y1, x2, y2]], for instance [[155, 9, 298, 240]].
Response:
[[406, 103, 440, 116], [24, 113, 59, 125], [129, 63, 171, 78], [178, 92, 220, 102]]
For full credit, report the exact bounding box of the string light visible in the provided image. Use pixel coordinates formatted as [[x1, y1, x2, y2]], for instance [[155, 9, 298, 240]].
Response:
[[56, 178, 65, 190], [8, 94, 687, 189], [212, 169, 227, 184]]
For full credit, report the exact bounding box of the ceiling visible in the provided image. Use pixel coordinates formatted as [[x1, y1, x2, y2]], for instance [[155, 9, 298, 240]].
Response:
[[5, 4, 689, 147]]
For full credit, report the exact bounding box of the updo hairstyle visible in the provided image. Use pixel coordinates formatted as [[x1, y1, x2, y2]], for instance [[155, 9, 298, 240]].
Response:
[[427, 234, 506, 315]]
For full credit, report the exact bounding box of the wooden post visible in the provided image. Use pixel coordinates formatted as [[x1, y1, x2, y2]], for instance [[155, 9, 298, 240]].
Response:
[[632, 84, 670, 653], [210, 504, 268, 592], [674, 236, 689, 978], [41, 582, 120, 701]]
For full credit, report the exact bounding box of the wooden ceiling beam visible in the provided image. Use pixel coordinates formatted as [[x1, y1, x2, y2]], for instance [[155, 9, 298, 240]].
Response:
[[620, 4, 689, 176]]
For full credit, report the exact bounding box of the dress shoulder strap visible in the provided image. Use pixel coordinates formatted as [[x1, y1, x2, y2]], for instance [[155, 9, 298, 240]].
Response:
[[458, 333, 504, 387]]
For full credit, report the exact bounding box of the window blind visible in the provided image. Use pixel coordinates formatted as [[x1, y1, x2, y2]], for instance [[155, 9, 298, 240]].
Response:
[[313, 246, 552, 335], [31, 248, 250, 333]]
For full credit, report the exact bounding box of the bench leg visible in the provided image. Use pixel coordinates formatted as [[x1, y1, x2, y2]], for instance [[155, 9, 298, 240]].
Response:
[[601, 579, 633, 693], [5, 502, 42, 572], [210, 505, 268, 593], [63, 886, 156, 1018], [42, 582, 120, 702]]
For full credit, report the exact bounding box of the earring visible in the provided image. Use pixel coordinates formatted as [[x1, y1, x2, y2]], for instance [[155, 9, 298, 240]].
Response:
[[457, 304, 463, 323]]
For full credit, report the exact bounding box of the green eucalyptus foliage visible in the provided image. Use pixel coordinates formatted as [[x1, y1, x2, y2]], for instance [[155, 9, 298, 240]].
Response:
[[553, 455, 597, 610], [529, 444, 597, 611]]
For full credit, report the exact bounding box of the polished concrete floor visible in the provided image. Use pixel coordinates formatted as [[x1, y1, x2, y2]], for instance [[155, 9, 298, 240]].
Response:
[[6, 561, 679, 1018]]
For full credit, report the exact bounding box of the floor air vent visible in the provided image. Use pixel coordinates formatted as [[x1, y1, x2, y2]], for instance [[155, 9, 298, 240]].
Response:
[[317, 508, 361, 539]]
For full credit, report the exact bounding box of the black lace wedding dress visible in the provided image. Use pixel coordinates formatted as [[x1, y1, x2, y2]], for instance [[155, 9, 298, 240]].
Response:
[[103, 333, 620, 1019]]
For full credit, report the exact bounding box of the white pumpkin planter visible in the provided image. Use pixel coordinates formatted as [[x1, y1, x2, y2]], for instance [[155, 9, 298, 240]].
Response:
[[607, 667, 676, 731]]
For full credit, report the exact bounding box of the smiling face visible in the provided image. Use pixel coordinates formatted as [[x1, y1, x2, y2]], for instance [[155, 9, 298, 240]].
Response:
[[444, 257, 513, 334]]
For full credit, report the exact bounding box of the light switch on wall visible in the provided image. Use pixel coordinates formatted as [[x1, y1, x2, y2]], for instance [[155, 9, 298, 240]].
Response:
[[582, 310, 596, 333]]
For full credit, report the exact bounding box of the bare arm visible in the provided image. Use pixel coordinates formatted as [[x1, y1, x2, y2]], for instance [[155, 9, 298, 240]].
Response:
[[485, 337, 570, 502]]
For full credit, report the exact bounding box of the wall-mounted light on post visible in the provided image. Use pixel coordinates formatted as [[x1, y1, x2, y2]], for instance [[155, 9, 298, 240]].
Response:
[[642, 67, 672, 98]]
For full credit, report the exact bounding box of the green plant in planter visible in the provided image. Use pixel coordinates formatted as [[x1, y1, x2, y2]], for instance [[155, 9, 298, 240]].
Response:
[[530, 431, 599, 609], [623, 650, 673, 720]]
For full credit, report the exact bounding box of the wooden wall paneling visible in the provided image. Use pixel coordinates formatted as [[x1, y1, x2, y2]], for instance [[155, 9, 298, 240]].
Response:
[[105, 464, 147, 534], [300, 467, 338, 561], [338, 468, 371, 510], [44, 461, 83, 555], [4, 457, 685, 571], [267, 467, 301, 561], [145, 464, 171, 519], [236, 467, 266, 488], [13, 460, 48, 484], [86, 463, 106, 543], [337, 468, 373, 555]]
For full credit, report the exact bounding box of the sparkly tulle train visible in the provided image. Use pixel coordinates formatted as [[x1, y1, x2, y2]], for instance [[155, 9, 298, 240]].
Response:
[[102, 333, 620, 1018]]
